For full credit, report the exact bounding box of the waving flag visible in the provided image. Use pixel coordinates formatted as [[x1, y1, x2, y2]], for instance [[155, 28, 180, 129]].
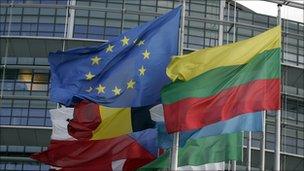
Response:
[[149, 104, 263, 148], [31, 108, 157, 171], [49, 7, 181, 107], [68, 101, 155, 140], [157, 112, 263, 149], [142, 133, 243, 170], [162, 26, 281, 133]]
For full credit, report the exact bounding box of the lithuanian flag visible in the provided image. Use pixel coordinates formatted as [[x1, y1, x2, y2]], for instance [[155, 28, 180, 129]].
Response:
[[162, 26, 281, 133]]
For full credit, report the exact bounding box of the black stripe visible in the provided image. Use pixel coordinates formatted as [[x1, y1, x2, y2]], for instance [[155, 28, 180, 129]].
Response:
[[131, 106, 155, 132]]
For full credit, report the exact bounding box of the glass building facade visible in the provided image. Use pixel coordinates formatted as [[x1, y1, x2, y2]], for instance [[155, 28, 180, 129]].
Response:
[[0, 0, 303, 170]]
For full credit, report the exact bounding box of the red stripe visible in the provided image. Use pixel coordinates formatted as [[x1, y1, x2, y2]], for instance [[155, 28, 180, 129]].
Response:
[[123, 158, 156, 171], [60, 161, 112, 171], [68, 101, 101, 140], [31, 135, 155, 169], [164, 79, 280, 133]]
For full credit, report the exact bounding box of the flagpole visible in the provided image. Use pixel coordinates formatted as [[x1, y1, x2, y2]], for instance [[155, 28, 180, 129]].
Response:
[[171, 133, 179, 170], [218, 0, 225, 46], [0, 1, 13, 102], [231, 2, 237, 169], [179, 0, 186, 55], [247, 131, 251, 171], [226, 1, 230, 44], [233, 0, 237, 43], [170, 0, 186, 170], [260, 111, 266, 171], [274, 3, 282, 171], [57, 1, 70, 109], [232, 161, 236, 171]]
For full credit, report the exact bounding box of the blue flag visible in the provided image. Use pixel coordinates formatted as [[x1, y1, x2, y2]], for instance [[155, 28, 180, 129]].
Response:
[[49, 7, 181, 107], [157, 111, 263, 149]]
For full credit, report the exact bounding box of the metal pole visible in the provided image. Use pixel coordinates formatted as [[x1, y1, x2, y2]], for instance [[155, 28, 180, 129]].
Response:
[[218, 0, 225, 46], [260, 111, 266, 171], [171, 133, 180, 170], [274, 4, 282, 171], [62, 0, 69, 50], [0, 1, 13, 99], [231, 3, 237, 169], [233, 0, 237, 43], [57, 0, 71, 109], [179, 0, 186, 55], [275, 107, 282, 171], [67, 0, 76, 38], [170, 1, 185, 170], [247, 131, 252, 171], [226, 1, 230, 44], [232, 160, 236, 171], [121, 0, 125, 33], [63, 0, 69, 39]]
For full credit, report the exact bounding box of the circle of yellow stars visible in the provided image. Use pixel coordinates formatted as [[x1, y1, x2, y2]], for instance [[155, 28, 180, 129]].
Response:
[[83, 35, 151, 96]]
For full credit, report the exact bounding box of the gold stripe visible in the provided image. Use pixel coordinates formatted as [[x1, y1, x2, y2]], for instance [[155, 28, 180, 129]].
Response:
[[167, 26, 281, 81], [91, 106, 132, 140]]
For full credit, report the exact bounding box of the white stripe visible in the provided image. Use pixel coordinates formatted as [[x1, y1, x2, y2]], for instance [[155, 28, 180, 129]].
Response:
[[149, 104, 164, 122], [178, 162, 225, 171], [49, 108, 75, 140], [112, 159, 126, 171], [49, 109, 130, 170], [49, 166, 62, 170]]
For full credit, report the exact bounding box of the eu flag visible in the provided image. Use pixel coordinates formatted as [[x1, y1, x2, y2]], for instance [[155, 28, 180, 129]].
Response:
[[49, 6, 181, 107]]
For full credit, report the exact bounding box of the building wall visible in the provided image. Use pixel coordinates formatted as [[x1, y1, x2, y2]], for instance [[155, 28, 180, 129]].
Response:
[[0, 0, 303, 170]]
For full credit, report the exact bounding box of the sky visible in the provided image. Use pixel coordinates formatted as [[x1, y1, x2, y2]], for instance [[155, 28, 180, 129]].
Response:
[[237, 0, 304, 23]]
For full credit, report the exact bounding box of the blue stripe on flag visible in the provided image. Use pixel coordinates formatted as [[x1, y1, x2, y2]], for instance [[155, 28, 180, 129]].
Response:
[[158, 111, 263, 149]]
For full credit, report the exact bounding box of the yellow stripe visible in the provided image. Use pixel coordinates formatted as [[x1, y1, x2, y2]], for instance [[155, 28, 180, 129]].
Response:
[[167, 26, 281, 81], [91, 106, 132, 140]]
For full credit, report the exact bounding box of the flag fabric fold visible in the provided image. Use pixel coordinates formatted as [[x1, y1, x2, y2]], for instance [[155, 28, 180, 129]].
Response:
[[49, 107, 75, 141], [162, 26, 281, 133], [68, 100, 155, 140], [49, 6, 181, 107], [177, 162, 225, 171], [35, 7, 183, 170], [149, 104, 263, 148], [157, 111, 263, 149], [167, 26, 281, 81], [31, 108, 157, 171], [142, 133, 243, 169]]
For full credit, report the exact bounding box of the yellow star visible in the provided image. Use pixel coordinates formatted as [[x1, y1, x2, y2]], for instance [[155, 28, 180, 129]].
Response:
[[121, 36, 129, 46], [142, 49, 150, 59], [106, 44, 114, 53], [137, 40, 145, 46], [138, 66, 146, 76], [127, 80, 136, 89], [86, 86, 93, 92], [96, 84, 106, 94], [85, 72, 95, 80], [91, 55, 101, 65], [112, 86, 121, 95]]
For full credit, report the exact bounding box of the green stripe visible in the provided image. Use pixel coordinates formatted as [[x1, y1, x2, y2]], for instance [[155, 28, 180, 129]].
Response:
[[162, 48, 280, 104], [141, 133, 243, 169]]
